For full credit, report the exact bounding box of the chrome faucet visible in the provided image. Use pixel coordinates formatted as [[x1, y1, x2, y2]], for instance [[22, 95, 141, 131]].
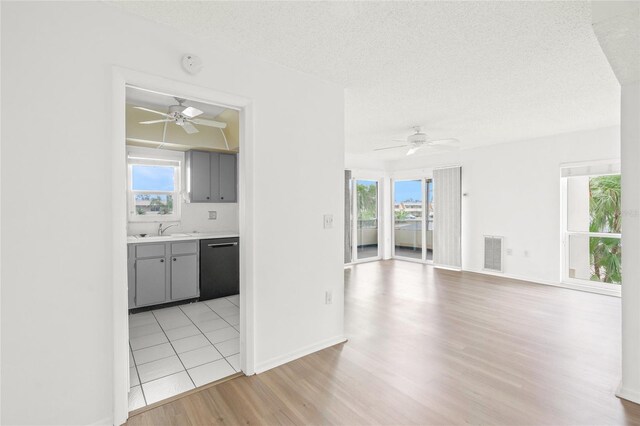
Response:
[[158, 223, 179, 236]]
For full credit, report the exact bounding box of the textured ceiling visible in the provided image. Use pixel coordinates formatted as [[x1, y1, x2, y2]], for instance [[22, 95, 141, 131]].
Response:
[[114, 1, 621, 160]]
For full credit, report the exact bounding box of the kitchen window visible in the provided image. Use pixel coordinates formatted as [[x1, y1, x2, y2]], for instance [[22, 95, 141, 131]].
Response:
[[127, 148, 183, 222]]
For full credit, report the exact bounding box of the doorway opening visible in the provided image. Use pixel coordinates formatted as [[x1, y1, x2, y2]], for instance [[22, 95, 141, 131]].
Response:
[[123, 84, 245, 413], [392, 177, 434, 262]]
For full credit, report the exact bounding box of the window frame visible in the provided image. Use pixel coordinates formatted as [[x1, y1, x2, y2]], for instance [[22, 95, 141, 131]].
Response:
[[127, 147, 184, 223], [560, 161, 622, 295]]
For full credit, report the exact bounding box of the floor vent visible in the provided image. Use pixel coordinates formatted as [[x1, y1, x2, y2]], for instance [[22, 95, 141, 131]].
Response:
[[484, 236, 503, 272]]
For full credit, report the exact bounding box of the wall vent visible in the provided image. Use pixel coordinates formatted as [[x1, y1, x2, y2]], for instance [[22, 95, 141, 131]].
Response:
[[484, 236, 503, 272]]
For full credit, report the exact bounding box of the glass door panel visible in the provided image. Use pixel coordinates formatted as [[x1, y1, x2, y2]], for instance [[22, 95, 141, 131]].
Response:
[[356, 180, 379, 259], [425, 178, 434, 261], [394, 180, 423, 259]]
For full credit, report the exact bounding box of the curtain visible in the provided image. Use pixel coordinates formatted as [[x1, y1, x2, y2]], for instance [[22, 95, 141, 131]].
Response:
[[344, 170, 353, 264], [433, 166, 462, 269]]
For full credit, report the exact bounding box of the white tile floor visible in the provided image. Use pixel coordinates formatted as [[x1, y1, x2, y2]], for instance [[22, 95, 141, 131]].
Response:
[[128, 294, 240, 411]]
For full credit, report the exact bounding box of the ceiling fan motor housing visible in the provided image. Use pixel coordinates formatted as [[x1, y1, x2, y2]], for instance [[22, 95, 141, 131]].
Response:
[[407, 132, 428, 145]]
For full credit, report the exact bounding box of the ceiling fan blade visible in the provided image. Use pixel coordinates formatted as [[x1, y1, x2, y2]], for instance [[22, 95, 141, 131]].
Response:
[[190, 118, 227, 129], [134, 106, 171, 118], [181, 106, 203, 118], [428, 138, 459, 145], [181, 122, 199, 134], [374, 144, 407, 151], [429, 144, 459, 151], [406, 146, 420, 156], [139, 119, 172, 124]]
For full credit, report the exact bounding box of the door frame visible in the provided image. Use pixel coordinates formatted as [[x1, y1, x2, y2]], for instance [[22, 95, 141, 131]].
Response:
[[111, 67, 255, 425], [351, 177, 382, 263]]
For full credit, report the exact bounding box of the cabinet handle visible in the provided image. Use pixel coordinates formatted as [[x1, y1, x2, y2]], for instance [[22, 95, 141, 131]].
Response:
[[206, 196, 210, 199], [207, 242, 238, 248], [160, 259, 164, 263], [173, 258, 177, 261]]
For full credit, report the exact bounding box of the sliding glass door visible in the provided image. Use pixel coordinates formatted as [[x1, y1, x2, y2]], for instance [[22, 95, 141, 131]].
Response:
[[393, 180, 423, 260], [392, 178, 435, 262], [353, 179, 380, 261], [425, 178, 434, 261]]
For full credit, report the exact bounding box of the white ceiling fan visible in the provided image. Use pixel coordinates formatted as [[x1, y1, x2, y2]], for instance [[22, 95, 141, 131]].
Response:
[[375, 126, 459, 156], [134, 98, 227, 135]]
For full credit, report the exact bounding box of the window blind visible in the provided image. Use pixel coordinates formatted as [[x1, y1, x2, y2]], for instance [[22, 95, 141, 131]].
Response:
[[433, 166, 462, 269]]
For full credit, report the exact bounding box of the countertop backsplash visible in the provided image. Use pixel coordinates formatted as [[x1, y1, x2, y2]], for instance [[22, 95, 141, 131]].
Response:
[[128, 202, 239, 237]]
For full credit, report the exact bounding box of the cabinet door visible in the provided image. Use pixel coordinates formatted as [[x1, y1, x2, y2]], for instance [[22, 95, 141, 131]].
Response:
[[219, 154, 237, 203], [209, 152, 221, 202], [136, 258, 167, 306], [171, 254, 199, 300], [190, 151, 211, 202]]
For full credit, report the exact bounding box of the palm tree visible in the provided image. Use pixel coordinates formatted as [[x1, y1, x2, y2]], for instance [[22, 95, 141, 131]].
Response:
[[589, 175, 622, 284]]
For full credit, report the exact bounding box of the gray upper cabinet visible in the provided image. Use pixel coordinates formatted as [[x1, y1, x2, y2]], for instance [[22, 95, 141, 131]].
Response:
[[186, 150, 237, 203], [219, 154, 237, 202], [189, 151, 212, 202], [135, 257, 167, 307], [171, 254, 198, 300]]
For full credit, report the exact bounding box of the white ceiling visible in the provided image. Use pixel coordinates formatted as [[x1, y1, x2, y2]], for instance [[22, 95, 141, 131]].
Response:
[[116, 1, 620, 160]]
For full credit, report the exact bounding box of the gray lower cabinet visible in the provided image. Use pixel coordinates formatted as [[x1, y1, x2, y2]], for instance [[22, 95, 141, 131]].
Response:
[[171, 254, 198, 300], [128, 241, 199, 309], [136, 257, 167, 306]]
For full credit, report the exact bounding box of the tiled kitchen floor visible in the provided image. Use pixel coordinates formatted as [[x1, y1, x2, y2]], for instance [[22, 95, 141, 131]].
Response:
[[128, 294, 240, 411]]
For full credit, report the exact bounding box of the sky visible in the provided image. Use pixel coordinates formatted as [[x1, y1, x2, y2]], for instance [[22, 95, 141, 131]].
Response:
[[132, 165, 174, 191], [394, 180, 433, 203]]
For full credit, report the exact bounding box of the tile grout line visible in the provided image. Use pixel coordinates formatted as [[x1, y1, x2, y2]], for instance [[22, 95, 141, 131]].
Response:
[[150, 310, 199, 390], [130, 342, 148, 409], [178, 304, 230, 368], [179, 302, 239, 373], [129, 297, 240, 397]]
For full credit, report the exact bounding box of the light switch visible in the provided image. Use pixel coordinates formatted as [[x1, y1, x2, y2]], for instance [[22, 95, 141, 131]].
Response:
[[323, 214, 333, 229]]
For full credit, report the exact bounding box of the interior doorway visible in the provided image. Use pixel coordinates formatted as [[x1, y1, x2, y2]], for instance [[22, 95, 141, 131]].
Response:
[[125, 86, 243, 411], [112, 68, 255, 425]]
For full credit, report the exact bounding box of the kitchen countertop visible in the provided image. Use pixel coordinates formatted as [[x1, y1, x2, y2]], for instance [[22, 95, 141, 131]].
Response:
[[127, 231, 239, 244]]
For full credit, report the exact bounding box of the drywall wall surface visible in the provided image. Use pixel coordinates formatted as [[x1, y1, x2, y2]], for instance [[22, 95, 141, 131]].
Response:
[[1, 2, 345, 424], [386, 126, 620, 284]]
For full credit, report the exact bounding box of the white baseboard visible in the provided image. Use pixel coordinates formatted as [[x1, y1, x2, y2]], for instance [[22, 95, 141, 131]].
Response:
[[89, 416, 113, 426], [616, 382, 640, 405], [464, 268, 621, 297], [254, 335, 347, 374]]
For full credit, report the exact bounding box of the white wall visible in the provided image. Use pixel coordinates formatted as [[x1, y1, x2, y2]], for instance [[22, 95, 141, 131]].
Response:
[[385, 126, 620, 284], [1, 2, 345, 425]]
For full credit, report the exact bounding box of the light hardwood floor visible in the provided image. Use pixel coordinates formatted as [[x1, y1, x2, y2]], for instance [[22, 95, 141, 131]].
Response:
[[127, 260, 640, 425]]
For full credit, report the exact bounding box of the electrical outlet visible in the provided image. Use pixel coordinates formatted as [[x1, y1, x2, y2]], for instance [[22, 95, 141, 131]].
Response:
[[323, 214, 333, 229], [506, 248, 513, 255], [208, 211, 217, 220], [325, 290, 333, 304]]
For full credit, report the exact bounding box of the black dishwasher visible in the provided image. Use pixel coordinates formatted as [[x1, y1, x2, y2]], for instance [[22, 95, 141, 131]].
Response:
[[199, 238, 239, 301]]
